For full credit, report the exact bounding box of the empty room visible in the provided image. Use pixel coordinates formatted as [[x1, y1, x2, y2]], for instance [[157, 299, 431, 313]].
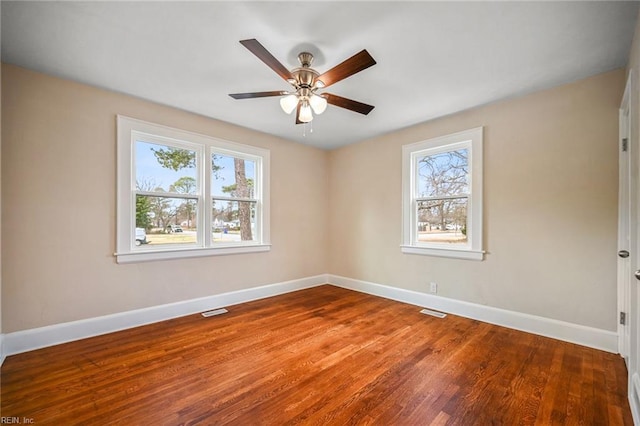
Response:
[[3, 1, 640, 424]]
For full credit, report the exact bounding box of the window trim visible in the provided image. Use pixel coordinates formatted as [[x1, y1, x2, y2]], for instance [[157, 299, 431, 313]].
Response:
[[401, 127, 484, 261], [116, 116, 270, 263]]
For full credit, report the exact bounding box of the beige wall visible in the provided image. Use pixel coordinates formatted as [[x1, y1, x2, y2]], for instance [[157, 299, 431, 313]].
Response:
[[328, 69, 624, 331], [1, 62, 625, 335], [1, 64, 329, 333]]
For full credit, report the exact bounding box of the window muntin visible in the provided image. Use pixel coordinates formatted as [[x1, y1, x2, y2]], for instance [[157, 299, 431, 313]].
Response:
[[402, 127, 483, 260], [211, 153, 259, 243], [117, 116, 270, 263], [414, 146, 469, 246], [211, 152, 259, 244], [134, 138, 201, 248]]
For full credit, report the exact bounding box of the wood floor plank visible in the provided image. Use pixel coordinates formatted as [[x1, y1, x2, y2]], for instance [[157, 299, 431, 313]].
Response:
[[1, 285, 633, 425]]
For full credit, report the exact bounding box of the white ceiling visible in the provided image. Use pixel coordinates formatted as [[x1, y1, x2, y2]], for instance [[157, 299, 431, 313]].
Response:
[[2, 1, 638, 150]]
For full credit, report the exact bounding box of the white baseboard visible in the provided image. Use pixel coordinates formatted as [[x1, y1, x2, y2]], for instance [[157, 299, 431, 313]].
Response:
[[2, 273, 619, 359], [2, 274, 328, 357], [328, 274, 618, 353]]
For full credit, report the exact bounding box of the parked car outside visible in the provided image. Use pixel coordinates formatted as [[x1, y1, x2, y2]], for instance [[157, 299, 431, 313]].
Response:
[[135, 227, 148, 246], [167, 224, 183, 233]]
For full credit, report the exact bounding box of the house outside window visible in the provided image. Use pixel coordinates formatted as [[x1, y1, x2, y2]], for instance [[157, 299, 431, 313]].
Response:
[[401, 127, 484, 260], [116, 116, 270, 263]]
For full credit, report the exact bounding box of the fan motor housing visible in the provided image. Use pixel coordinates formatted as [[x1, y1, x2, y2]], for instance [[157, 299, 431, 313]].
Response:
[[292, 67, 319, 88]]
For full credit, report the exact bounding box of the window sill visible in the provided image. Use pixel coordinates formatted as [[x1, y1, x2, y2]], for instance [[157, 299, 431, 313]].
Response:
[[401, 245, 484, 261], [115, 244, 271, 264]]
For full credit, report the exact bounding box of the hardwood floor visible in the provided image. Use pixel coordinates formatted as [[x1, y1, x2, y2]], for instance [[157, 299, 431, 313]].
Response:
[[1, 285, 633, 425]]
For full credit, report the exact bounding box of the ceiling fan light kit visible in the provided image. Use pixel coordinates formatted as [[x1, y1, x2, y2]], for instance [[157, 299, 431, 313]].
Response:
[[280, 94, 298, 114], [229, 39, 376, 127], [298, 101, 313, 123], [309, 94, 327, 114]]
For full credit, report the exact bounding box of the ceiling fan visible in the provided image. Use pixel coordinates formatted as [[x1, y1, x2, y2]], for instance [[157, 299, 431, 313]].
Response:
[[229, 39, 376, 124]]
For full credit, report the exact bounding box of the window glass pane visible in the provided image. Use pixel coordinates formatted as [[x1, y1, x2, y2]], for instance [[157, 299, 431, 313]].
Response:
[[417, 149, 468, 197], [135, 141, 197, 194], [417, 198, 468, 244], [135, 195, 198, 246], [212, 154, 256, 198], [212, 200, 256, 242]]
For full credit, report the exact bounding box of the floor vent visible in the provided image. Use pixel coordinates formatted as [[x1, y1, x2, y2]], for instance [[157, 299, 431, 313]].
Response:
[[420, 308, 447, 318], [201, 308, 228, 317]]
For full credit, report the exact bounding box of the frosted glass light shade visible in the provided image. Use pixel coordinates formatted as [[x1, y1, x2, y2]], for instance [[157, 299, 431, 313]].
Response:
[[299, 102, 313, 123], [280, 94, 298, 114], [309, 95, 327, 114]]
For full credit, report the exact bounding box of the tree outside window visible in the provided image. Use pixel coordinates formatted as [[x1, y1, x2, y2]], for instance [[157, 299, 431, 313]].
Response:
[[117, 115, 270, 263], [416, 149, 469, 244], [401, 127, 483, 260]]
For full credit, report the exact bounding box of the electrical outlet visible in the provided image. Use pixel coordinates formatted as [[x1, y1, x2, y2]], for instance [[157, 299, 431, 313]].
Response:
[[429, 282, 438, 294]]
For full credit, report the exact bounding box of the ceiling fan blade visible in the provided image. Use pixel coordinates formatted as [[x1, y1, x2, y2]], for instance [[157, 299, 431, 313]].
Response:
[[240, 39, 293, 81], [316, 50, 376, 88], [325, 93, 375, 115], [229, 91, 286, 99], [296, 102, 303, 125]]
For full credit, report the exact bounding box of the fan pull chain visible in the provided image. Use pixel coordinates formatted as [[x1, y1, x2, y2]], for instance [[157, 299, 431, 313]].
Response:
[[302, 121, 313, 137]]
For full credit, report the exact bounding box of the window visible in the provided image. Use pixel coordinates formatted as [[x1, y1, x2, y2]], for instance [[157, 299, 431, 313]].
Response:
[[116, 116, 270, 263], [401, 127, 483, 260]]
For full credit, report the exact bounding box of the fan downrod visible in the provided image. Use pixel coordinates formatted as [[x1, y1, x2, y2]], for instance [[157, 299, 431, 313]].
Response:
[[290, 52, 320, 89]]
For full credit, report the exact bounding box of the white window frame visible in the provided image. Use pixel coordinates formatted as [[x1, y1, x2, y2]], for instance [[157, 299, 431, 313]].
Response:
[[401, 127, 484, 260], [116, 116, 270, 263]]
